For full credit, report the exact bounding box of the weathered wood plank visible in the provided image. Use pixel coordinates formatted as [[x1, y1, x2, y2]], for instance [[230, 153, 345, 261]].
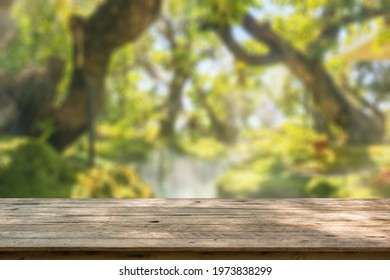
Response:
[[0, 199, 389, 259], [2, 251, 390, 260], [0, 198, 389, 210]]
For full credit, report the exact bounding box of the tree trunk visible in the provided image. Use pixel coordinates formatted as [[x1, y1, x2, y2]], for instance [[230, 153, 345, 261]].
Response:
[[0, 0, 162, 150], [49, 0, 162, 150], [197, 89, 237, 144], [159, 70, 188, 139], [278, 45, 385, 144], [304, 63, 385, 144]]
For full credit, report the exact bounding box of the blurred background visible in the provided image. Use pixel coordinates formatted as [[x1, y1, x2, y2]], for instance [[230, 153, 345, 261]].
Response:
[[1, 0, 390, 198]]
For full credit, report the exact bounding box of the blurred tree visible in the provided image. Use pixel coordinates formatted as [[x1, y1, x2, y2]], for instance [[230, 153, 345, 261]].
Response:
[[1, 0, 389, 151], [205, 0, 390, 144], [0, 0, 161, 150], [121, 0, 261, 145], [139, 12, 194, 141]]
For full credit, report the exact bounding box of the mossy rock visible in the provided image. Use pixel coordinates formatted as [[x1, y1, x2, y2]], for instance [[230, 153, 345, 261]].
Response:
[[0, 137, 76, 197], [71, 166, 154, 198]]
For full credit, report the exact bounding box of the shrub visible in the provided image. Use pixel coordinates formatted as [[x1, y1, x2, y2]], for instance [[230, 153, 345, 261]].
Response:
[[305, 177, 341, 198], [0, 137, 76, 197], [71, 166, 154, 198]]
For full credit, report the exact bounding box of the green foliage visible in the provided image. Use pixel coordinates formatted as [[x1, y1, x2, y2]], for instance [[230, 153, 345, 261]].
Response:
[[0, 137, 76, 197], [305, 177, 341, 198], [372, 168, 390, 197], [95, 123, 155, 163], [216, 157, 309, 198], [97, 137, 153, 163], [339, 172, 375, 198], [0, 0, 71, 72], [244, 124, 374, 174], [0, 135, 154, 198], [196, 0, 260, 23], [217, 169, 264, 197], [216, 125, 390, 198], [369, 145, 390, 166], [273, 13, 320, 51], [322, 146, 373, 172], [2, 0, 390, 200], [242, 123, 321, 165], [270, 0, 388, 56], [71, 166, 154, 198], [179, 137, 226, 160], [216, 151, 378, 198], [278, 123, 320, 164], [376, 29, 390, 46]]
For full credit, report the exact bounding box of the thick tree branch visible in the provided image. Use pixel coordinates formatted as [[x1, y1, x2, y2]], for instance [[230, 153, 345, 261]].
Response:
[[210, 8, 385, 143], [85, 0, 162, 53], [309, 7, 390, 58], [216, 24, 282, 66], [241, 14, 318, 84], [240, 12, 385, 144]]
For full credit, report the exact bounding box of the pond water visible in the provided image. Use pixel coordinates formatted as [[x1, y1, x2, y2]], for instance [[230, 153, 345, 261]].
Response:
[[134, 149, 230, 198]]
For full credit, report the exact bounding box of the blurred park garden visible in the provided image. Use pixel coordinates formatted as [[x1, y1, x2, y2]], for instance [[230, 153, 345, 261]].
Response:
[[0, 0, 390, 198]]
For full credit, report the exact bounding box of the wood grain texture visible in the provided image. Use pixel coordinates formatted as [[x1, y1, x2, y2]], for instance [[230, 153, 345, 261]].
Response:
[[0, 199, 389, 259]]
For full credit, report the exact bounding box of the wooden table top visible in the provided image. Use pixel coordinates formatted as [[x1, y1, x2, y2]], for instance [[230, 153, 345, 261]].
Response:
[[0, 198, 389, 259]]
